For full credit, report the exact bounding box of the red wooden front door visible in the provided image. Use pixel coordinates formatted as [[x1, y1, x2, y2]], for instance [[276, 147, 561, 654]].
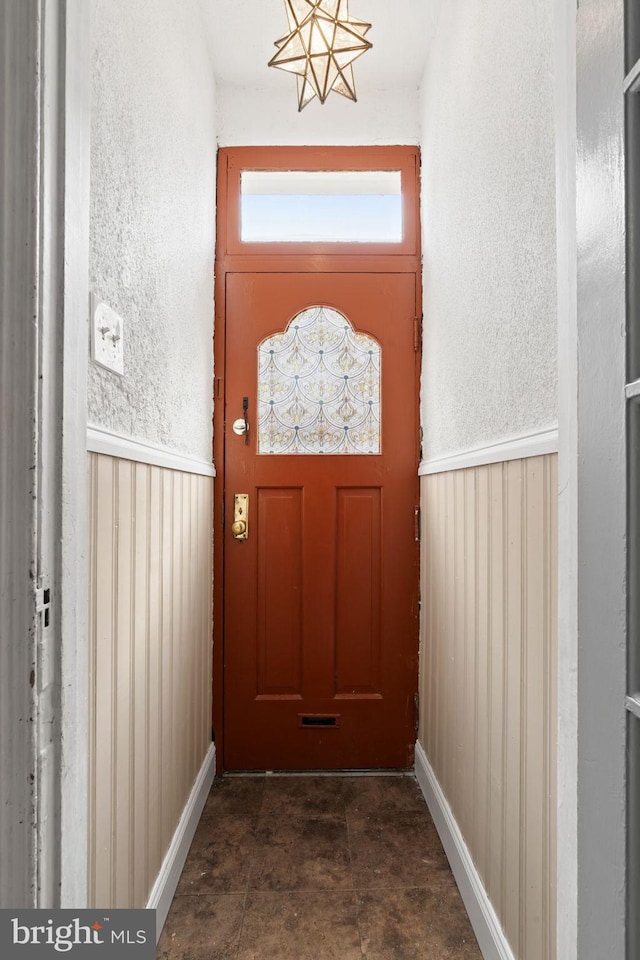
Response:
[[223, 271, 419, 770]]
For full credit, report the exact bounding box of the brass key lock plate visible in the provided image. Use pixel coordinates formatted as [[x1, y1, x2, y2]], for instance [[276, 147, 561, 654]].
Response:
[[232, 493, 249, 540]]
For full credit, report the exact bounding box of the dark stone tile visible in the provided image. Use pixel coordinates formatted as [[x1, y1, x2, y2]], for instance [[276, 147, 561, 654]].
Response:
[[237, 891, 362, 960], [349, 812, 451, 889], [175, 818, 256, 895], [249, 816, 353, 891], [357, 885, 483, 959], [199, 776, 265, 825], [157, 894, 244, 960], [343, 776, 428, 820], [260, 776, 347, 821], [163, 775, 476, 960]]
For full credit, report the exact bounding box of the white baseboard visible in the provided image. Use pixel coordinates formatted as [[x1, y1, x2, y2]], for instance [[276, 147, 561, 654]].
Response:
[[419, 427, 558, 476], [414, 742, 516, 960], [146, 743, 216, 942]]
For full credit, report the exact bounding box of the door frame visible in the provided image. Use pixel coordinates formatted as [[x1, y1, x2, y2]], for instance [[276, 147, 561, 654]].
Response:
[[213, 145, 422, 772], [0, 0, 91, 906]]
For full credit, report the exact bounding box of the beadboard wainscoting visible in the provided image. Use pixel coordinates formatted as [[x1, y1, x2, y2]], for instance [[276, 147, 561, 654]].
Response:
[[87, 451, 214, 912], [418, 453, 558, 960]]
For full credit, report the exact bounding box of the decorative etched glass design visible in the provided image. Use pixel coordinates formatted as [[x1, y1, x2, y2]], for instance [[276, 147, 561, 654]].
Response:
[[258, 305, 381, 455]]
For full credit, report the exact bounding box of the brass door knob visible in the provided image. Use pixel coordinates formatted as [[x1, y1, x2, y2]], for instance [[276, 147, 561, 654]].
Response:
[[231, 520, 247, 537]]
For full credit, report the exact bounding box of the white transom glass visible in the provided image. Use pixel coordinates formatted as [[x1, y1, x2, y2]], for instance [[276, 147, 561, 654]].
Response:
[[241, 170, 403, 244]]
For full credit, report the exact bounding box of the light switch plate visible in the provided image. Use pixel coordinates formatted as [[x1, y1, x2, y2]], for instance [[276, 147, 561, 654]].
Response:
[[91, 295, 124, 376]]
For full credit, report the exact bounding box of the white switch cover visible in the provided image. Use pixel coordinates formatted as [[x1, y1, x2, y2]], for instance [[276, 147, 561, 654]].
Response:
[[91, 296, 124, 376]]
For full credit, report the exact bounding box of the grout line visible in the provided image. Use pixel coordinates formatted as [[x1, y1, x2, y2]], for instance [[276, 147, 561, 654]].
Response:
[[233, 887, 249, 960], [344, 782, 383, 957], [343, 782, 358, 900], [169, 892, 246, 899], [234, 775, 267, 955], [225, 882, 454, 895], [248, 787, 267, 866], [224, 770, 414, 779], [240, 885, 362, 896]]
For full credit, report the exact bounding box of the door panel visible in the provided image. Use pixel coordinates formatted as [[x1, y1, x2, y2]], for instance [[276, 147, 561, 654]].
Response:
[[256, 487, 303, 697], [335, 487, 382, 695], [223, 271, 418, 770]]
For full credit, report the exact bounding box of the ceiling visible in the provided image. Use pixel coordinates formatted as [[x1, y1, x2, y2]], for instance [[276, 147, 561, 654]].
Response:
[[207, 0, 433, 93]]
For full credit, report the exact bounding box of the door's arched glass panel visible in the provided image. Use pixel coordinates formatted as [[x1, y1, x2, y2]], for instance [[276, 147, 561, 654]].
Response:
[[258, 306, 381, 455]]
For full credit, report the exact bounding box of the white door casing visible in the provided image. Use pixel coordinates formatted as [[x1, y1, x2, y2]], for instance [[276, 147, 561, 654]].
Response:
[[0, 0, 91, 908]]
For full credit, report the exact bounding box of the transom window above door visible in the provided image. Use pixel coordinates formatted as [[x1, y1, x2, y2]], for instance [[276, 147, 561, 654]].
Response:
[[218, 145, 420, 257], [240, 170, 402, 244]]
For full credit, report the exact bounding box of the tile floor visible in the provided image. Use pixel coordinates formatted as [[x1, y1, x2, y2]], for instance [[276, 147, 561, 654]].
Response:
[[158, 775, 482, 960]]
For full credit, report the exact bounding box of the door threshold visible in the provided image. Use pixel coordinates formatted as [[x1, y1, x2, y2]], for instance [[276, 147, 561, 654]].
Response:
[[221, 769, 415, 778]]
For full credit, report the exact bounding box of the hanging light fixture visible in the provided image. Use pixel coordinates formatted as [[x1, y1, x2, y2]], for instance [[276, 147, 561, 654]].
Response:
[[268, 0, 372, 111]]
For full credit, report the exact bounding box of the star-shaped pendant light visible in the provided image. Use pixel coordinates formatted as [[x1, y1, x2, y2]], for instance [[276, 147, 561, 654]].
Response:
[[268, 0, 372, 111]]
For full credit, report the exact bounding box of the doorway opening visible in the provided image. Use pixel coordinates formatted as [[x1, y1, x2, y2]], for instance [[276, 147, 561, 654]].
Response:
[[213, 146, 422, 772]]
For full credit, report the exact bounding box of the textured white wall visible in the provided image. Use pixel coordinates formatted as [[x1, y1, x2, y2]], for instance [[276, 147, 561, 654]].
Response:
[[89, 0, 217, 461], [419, 0, 557, 460], [217, 84, 420, 146]]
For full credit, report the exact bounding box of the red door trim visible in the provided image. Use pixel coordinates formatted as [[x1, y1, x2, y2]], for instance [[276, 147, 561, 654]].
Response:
[[213, 145, 422, 773]]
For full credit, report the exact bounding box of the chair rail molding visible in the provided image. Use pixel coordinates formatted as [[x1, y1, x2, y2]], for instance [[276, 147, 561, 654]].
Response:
[[87, 425, 216, 477], [419, 427, 559, 476]]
